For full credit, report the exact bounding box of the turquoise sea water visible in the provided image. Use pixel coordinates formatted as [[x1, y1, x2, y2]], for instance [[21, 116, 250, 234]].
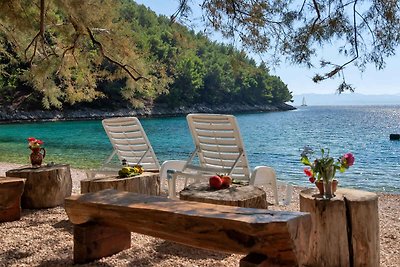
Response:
[[1, 105, 400, 193]]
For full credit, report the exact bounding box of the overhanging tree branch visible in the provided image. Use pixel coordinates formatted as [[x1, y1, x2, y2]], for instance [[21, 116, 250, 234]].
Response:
[[86, 27, 149, 82], [24, 0, 46, 65]]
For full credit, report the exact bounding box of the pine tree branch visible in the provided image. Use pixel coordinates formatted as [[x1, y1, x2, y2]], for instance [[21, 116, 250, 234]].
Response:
[[86, 27, 149, 82], [24, 0, 46, 64]]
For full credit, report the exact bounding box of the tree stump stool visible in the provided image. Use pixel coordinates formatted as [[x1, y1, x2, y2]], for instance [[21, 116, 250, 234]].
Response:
[[299, 187, 379, 267], [80, 171, 160, 195], [179, 183, 268, 209], [6, 164, 72, 209], [0, 177, 26, 222]]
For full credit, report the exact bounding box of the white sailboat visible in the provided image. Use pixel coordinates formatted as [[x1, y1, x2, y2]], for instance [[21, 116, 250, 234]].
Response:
[[301, 97, 307, 106]]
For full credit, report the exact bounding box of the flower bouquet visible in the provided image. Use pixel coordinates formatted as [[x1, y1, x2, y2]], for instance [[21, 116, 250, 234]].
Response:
[[28, 137, 46, 166], [301, 146, 355, 198]]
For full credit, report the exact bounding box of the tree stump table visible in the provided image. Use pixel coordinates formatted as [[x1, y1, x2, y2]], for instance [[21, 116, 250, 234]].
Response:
[[0, 177, 26, 222], [299, 187, 379, 267], [6, 164, 72, 209], [179, 183, 268, 209], [80, 171, 160, 195]]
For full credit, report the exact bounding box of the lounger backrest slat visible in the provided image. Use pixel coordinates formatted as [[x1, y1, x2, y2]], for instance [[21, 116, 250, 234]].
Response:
[[187, 114, 251, 180], [102, 117, 160, 170]]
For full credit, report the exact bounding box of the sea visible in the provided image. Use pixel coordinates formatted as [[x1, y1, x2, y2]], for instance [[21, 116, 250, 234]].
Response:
[[1, 105, 399, 193]]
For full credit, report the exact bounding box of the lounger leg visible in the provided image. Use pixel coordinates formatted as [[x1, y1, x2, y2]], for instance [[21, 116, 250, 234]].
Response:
[[167, 169, 178, 199], [73, 222, 131, 264]]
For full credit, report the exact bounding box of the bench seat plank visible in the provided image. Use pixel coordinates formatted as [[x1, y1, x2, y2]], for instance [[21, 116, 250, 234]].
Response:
[[65, 189, 310, 265]]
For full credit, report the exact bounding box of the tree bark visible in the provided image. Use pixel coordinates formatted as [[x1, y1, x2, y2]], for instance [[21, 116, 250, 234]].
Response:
[[179, 183, 268, 209], [6, 164, 72, 209], [299, 187, 379, 267], [80, 172, 160, 195]]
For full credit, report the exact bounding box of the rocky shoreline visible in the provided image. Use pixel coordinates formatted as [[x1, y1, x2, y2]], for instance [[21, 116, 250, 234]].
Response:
[[0, 103, 295, 123]]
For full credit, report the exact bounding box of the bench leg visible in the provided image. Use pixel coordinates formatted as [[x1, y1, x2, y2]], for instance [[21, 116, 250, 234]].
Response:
[[240, 253, 297, 267], [73, 222, 131, 264], [0, 198, 22, 223]]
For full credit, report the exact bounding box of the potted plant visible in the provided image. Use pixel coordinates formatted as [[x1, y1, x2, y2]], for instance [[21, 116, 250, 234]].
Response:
[[300, 146, 355, 198]]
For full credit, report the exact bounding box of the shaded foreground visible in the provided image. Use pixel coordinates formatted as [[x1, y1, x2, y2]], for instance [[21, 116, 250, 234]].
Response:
[[0, 163, 399, 266]]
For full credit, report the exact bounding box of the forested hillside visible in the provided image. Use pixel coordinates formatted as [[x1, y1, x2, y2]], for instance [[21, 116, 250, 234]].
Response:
[[0, 0, 292, 112]]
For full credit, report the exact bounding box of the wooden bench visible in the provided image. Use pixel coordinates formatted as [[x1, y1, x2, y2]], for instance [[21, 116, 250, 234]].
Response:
[[65, 189, 311, 266]]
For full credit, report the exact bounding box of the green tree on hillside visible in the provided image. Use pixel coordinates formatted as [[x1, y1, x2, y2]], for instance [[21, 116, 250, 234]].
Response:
[[0, 0, 292, 110]]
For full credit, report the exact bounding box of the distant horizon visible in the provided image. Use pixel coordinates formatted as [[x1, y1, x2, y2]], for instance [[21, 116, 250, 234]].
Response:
[[291, 92, 400, 106], [293, 92, 400, 96]]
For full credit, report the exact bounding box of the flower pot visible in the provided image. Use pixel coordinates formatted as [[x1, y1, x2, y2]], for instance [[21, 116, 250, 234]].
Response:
[[315, 179, 338, 197], [332, 179, 338, 193], [315, 180, 324, 195]]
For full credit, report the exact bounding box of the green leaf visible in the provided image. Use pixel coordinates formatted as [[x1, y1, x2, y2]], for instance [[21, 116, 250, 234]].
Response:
[[301, 157, 311, 166]]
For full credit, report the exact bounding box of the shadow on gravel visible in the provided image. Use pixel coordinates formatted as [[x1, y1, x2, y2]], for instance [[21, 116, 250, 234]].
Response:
[[0, 249, 32, 261], [154, 240, 229, 260], [53, 219, 73, 234]]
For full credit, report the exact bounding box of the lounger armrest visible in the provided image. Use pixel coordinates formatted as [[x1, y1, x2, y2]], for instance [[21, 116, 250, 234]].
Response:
[[250, 166, 293, 206], [160, 160, 187, 192]]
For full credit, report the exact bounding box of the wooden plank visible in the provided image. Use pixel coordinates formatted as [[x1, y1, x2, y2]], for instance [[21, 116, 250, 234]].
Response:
[[65, 189, 311, 265]]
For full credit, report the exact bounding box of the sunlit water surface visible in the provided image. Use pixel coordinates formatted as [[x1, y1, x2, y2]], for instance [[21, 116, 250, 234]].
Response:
[[1, 105, 399, 193]]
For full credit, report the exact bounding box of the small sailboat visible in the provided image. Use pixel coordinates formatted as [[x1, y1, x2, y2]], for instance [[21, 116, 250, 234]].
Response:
[[301, 97, 307, 106]]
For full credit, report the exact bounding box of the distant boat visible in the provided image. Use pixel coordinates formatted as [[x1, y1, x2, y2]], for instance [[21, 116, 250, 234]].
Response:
[[301, 97, 307, 106]]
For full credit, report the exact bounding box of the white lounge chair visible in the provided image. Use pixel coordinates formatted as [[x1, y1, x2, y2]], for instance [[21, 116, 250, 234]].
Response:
[[86, 117, 185, 183], [163, 113, 293, 206]]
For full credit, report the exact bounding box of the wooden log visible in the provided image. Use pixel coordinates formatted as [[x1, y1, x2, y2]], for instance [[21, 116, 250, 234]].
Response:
[[65, 189, 311, 265], [6, 164, 72, 209], [80, 171, 160, 195], [179, 183, 268, 209], [0, 177, 25, 222], [73, 222, 131, 264], [300, 188, 379, 267]]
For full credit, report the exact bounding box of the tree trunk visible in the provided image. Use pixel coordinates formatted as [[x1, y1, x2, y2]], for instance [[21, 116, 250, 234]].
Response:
[[80, 172, 160, 195], [299, 187, 379, 267], [6, 164, 72, 209], [179, 183, 268, 209]]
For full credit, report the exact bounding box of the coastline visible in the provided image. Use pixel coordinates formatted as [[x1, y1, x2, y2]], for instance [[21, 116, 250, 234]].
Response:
[[0, 103, 295, 123], [0, 161, 399, 266]]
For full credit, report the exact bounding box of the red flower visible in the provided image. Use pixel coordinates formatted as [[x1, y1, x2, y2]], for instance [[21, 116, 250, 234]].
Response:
[[309, 176, 316, 183], [343, 153, 355, 166], [28, 137, 36, 142], [304, 168, 313, 177], [36, 140, 44, 145]]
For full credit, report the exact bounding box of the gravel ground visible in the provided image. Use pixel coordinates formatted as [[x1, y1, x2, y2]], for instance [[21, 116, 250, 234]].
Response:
[[1, 162, 399, 266]]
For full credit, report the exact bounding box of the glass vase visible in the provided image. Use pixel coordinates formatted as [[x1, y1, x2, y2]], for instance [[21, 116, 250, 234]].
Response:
[[323, 180, 333, 199]]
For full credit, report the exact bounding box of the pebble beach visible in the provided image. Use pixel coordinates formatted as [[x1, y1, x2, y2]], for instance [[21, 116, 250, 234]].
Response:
[[0, 162, 399, 266]]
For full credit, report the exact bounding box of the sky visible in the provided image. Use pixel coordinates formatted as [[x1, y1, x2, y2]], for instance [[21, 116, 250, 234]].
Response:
[[135, 0, 400, 96]]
